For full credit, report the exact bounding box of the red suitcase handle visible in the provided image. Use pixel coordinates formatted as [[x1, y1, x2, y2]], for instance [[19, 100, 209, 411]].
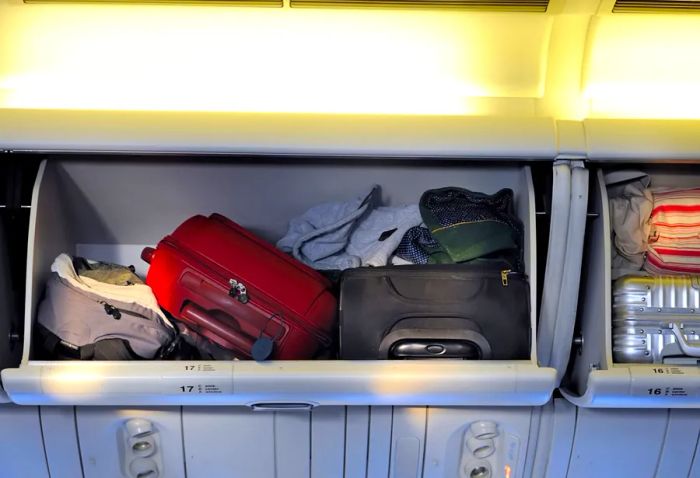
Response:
[[181, 303, 255, 359], [142, 247, 155, 264]]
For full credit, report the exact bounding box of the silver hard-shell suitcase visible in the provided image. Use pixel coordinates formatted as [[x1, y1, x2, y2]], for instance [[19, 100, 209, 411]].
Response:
[[613, 275, 700, 364]]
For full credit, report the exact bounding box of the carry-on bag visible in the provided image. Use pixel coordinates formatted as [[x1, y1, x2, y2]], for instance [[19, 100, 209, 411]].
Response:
[[339, 263, 530, 360], [37, 254, 176, 360], [613, 274, 700, 364], [142, 214, 336, 360], [646, 188, 700, 274]]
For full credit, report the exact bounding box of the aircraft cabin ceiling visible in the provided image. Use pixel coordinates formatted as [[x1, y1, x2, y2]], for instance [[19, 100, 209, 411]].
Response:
[[0, 0, 698, 156]]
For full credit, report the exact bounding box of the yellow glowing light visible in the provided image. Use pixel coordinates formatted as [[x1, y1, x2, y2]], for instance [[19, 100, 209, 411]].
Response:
[[505, 464, 512, 478], [583, 15, 700, 120], [42, 364, 106, 395], [0, 3, 550, 115]]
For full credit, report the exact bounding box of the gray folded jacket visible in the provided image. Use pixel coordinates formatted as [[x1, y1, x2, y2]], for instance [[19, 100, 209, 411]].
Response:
[[277, 186, 422, 270], [606, 171, 652, 280], [37, 254, 175, 360], [39, 273, 175, 359]]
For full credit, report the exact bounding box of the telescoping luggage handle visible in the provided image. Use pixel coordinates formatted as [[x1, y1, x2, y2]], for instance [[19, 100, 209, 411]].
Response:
[[180, 303, 281, 361], [670, 323, 700, 357], [181, 303, 255, 357]]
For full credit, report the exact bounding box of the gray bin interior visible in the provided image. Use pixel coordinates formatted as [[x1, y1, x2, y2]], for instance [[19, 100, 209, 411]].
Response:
[[26, 157, 536, 362]]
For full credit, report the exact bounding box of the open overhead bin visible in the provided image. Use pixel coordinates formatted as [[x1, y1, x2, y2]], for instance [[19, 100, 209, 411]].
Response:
[[0, 146, 564, 407], [563, 120, 700, 408]]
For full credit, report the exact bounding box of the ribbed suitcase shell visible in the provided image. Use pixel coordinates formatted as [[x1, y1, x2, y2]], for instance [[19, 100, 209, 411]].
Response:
[[613, 275, 700, 363]]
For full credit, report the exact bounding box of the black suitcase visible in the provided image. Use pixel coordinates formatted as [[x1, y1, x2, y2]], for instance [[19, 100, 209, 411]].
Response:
[[339, 264, 531, 360]]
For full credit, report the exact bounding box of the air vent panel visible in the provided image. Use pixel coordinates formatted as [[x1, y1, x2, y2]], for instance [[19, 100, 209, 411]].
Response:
[[291, 0, 548, 12], [614, 0, 700, 12]]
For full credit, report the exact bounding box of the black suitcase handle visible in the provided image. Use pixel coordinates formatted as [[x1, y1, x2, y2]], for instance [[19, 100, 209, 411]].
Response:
[[379, 328, 492, 360], [390, 339, 481, 359]]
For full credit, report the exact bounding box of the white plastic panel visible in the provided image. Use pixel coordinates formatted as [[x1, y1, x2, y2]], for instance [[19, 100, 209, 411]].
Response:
[[0, 404, 49, 478], [367, 407, 394, 478], [311, 407, 347, 477], [75, 407, 186, 478], [567, 408, 668, 478], [656, 410, 700, 478], [0, 110, 557, 159], [0, 404, 535, 478], [390, 407, 427, 478], [585, 119, 700, 163], [183, 407, 277, 478], [182, 406, 361, 478], [2, 158, 556, 406], [276, 410, 312, 478], [41, 406, 83, 478], [567, 408, 667, 478], [553, 406, 700, 478], [690, 427, 700, 478], [528, 399, 576, 478], [344, 407, 370, 478]]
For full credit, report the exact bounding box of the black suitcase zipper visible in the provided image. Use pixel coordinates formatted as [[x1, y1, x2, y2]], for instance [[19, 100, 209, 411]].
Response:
[[342, 265, 525, 287]]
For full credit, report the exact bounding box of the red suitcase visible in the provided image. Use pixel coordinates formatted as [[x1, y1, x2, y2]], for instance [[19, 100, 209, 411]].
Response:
[[142, 214, 336, 360]]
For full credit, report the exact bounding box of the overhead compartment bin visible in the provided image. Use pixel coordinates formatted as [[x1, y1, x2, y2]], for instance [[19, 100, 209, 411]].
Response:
[[0, 154, 558, 406], [563, 165, 700, 408]]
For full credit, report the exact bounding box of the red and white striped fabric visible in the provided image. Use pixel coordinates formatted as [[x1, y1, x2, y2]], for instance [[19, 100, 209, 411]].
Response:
[[646, 188, 700, 274]]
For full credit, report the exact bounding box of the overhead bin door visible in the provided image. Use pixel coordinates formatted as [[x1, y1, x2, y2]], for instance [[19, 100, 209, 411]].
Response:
[[1, 154, 559, 406], [0, 158, 38, 401], [0, 202, 15, 403], [0, 109, 586, 413], [536, 159, 589, 385], [561, 120, 700, 407]]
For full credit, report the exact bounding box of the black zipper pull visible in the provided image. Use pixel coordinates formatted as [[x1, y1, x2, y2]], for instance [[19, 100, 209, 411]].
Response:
[[103, 303, 122, 320]]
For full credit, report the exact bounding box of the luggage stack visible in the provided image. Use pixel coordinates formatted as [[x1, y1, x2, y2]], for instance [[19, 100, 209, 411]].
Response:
[[610, 173, 700, 364], [33, 185, 531, 363], [3, 158, 552, 408]]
